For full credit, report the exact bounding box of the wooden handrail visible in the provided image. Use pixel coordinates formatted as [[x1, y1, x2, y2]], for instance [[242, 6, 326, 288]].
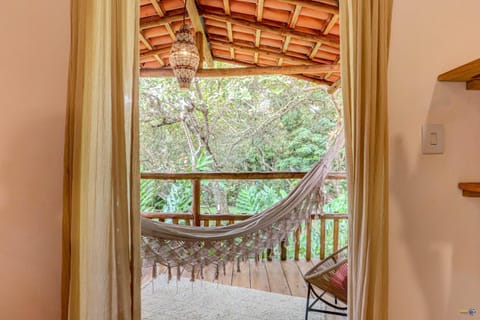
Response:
[[142, 212, 348, 220], [140, 170, 348, 261], [142, 211, 348, 261], [141, 171, 346, 180]]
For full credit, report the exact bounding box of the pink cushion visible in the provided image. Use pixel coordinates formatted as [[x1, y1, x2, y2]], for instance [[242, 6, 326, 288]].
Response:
[[329, 263, 348, 292]]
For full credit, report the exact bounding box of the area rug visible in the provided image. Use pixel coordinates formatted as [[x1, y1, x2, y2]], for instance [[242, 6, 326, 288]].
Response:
[[142, 275, 329, 320]]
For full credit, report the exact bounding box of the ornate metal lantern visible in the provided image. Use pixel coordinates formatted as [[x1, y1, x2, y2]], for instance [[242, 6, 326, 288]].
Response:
[[169, 1, 199, 90]]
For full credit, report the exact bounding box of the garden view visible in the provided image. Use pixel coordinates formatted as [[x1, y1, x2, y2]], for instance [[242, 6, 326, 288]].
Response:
[[139, 70, 347, 259]]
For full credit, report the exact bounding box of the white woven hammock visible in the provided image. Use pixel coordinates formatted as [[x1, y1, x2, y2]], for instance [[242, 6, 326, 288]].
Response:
[[141, 135, 344, 280]]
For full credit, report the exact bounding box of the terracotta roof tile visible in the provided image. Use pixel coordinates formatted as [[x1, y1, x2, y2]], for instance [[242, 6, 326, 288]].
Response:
[[139, 0, 341, 86]]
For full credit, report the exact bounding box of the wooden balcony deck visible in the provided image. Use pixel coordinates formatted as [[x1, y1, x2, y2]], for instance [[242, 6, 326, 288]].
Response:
[[143, 258, 345, 319], [144, 258, 320, 298]]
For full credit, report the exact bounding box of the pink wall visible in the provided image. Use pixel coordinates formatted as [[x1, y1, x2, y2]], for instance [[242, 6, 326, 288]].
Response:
[[389, 1, 480, 319], [0, 1, 69, 319]]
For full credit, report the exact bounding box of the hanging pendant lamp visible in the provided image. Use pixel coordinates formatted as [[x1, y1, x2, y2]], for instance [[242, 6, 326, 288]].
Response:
[[169, 0, 200, 90]]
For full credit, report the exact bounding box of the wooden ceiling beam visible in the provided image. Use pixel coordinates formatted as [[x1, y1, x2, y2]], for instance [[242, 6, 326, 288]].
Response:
[[185, 0, 214, 67], [164, 24, 176, 40], [141, 63, 339, 78], [226, 22, 234, 42], [223, 0, 231, 15], [140, 14, 184, 30], [149, 0, 165, 17], [139, 33, 153, 50], [309, 42, 322, 59], [276, 0, 338, 15], [140, 46, 171, 59], [140, 32, 165, 66], [255, 30, 261, 47], [282, 36, 292, 53], [317, 0, 339, 6], [289, 5, 302, 28], [257, 0, 265, 22], [210, 39, 324, 65], [254, 30, 261, 64], [327, 79, 341, 94], [291, 74, 331, 86], [213, 57, 332, 86], [323, 14, 339, 35], [202, 13, 340, 48], [154, 55, 165, 66], [195, 32, 204, 68]]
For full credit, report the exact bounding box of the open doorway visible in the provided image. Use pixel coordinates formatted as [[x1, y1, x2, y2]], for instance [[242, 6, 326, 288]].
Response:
[[138, 0, 345, 318]]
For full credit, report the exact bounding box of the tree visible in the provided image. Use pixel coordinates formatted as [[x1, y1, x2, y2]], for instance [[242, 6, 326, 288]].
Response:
[[139, 68, 345, 216]]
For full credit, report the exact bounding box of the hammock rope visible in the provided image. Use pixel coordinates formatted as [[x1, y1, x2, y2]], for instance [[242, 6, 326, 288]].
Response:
[[141, 133, 344, 280]]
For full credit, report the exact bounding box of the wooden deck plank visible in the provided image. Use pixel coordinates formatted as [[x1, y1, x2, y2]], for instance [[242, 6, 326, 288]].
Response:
[[217, 260, 234, 286], [281, 260, 308, 297], [250, 260, 270, 292], [150, 259, 313, 298], [295, 259, 314, 276], [265, 259, 292, 296], [232, 259, 251, 289]]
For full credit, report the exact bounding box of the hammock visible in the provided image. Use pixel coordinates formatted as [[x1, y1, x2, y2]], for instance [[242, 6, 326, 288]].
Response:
[[141, 134, 344, 280]]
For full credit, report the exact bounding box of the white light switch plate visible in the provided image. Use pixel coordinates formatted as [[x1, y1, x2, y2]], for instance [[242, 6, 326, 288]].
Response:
[[422, 124, 444, 154]]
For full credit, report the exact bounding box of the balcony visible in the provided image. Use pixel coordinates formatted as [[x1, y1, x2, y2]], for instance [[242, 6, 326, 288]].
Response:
[[141, 170, 348, 298]]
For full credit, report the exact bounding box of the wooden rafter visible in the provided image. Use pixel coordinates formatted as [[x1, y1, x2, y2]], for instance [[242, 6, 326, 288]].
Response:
[[289, 5, 302, 28], [141, 63, 340, 77], [210, 39, 326, 65], [139, 33, 153, 50], [140, 14, 184, 30], [276, 0, 338, 15], [149, 0, 165, 16], [165, 24, 176, 40], [254, 30, 261, 48], [291, 74, 331, 86], [323, 14, 339, 35], [186, 0, 214, 67], [327, 79, 341, 94], [140, 46, 171, 59], [195, 32, 204, 68], [154, 55, 165, 66], [202, 13, 340, 48], [282, 36, 292, 53], [223, 0, 230, 15], [213, 57, 333, 86], [309, 42, 322, 59], [257, 0, 265, 22], [254, 26, 261, 64], [140, 32, 165, 66], [316, 0, 339, 6], [226, 22, 234, 42]]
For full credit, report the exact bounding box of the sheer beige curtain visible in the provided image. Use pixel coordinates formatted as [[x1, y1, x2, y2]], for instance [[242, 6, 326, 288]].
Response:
[[62, 0, 141, 319], [339, 1, 392, 319]]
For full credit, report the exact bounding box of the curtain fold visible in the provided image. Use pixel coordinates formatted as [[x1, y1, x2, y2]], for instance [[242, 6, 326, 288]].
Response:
[[339, 1, 392, 319], [62, 0, 140, 319]]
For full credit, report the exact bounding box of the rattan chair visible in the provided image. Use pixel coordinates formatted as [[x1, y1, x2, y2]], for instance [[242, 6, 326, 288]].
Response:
[[303, 246, 348, 319]]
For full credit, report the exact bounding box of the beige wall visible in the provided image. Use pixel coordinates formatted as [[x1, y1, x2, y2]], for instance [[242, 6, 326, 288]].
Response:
[[389, 1, 480, 319], [0, 1, 69, 319], [1, 0, 479, 319]]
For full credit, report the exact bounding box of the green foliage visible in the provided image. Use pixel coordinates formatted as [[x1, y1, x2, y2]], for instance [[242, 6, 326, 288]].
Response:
[[139, 68, 348, 259], [162, 181, 192, 213], [235, 184, 288, 214], [140, 179, 165, 212]]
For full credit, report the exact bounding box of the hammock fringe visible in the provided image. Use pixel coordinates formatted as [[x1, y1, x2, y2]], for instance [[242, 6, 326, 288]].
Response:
[[141, 133, 345, 280]]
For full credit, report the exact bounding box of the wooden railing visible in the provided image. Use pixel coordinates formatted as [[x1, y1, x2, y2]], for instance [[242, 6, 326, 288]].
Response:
[[141, 171, 348, 261]]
